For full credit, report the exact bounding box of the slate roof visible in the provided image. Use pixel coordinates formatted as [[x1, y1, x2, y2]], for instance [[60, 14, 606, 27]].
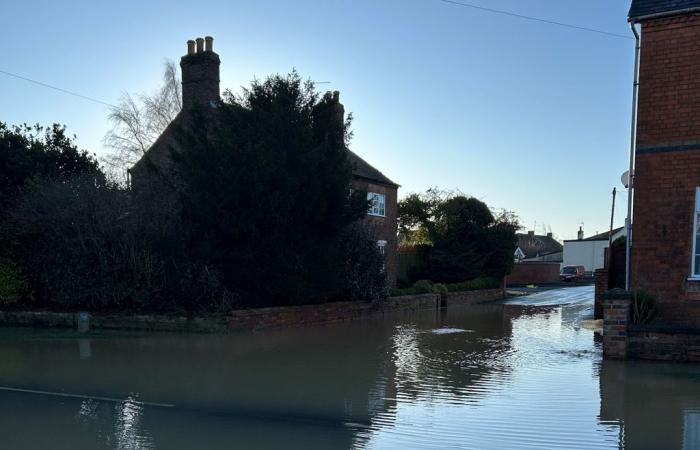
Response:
[[347, 149, 398, 187], [132, 114, 399, 189], [515, 233, 563, 259], [581, 226, 625, 242], [629, 0, 700, 20]]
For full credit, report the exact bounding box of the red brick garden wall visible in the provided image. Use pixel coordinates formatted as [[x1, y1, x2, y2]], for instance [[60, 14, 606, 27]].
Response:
[[506, 262, 560, 286]]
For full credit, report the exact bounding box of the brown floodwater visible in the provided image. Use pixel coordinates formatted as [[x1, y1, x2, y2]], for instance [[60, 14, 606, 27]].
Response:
[[0, 286, 698, 449]]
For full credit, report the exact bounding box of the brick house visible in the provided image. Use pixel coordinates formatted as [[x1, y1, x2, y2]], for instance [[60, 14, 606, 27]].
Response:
[[513, 231, 563, 263], [130, 37, 399, 286], [628, 1, 700, 326]]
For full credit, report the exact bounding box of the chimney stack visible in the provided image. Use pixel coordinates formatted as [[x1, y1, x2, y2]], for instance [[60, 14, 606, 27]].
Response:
[[332, 91, 344, 124], [577, 226, 584, 241], [180, 36, 220, 109]]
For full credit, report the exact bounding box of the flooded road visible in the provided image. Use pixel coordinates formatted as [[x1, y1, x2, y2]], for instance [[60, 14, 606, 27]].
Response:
[[0, 286, 699, 449]]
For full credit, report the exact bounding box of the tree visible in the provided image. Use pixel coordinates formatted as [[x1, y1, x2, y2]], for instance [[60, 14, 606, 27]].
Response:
[[103, 60, 182, 180], [167, 72, 381, 306], [398, 189, 519, 283], [0, 122, 102, 212]]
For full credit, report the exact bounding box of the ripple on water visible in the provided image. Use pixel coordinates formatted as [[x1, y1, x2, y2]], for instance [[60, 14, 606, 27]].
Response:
[[429, 328, 474, 335]]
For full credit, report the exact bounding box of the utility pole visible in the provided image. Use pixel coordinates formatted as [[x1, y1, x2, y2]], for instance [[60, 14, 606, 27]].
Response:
[[609, 187, 617, 249]]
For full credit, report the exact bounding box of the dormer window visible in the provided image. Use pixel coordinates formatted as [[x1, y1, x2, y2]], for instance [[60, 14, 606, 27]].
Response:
[[368, 192, 386, 217]]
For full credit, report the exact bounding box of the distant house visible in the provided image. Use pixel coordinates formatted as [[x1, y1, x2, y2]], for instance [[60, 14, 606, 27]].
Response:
[[563, 226, 626, 273], [129, 37, 399, 286], [514, 231, 563, 263]]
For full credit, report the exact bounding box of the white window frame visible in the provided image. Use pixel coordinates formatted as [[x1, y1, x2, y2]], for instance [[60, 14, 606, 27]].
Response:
[[377, 240, 387, 272], [691, 187, 700, 280], [367, 192, 386, 217]]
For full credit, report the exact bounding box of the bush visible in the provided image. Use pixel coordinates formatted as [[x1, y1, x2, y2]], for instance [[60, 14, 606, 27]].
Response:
[[389, 277, 500, 297], [631, 289, 656, 325], [432, 283, 448, 294], [446, 277, 500, 293], [389, 287, 418, 297], [339, 224, 388, 302], [413, 279, 433, 294], [0, 259, 28, 305]]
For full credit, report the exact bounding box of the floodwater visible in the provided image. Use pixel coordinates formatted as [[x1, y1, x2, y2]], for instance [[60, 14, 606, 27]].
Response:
[[0, 286, 699, 449]]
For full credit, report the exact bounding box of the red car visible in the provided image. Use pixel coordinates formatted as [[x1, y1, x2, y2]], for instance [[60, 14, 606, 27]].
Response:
[[560, 265, 585, 282]]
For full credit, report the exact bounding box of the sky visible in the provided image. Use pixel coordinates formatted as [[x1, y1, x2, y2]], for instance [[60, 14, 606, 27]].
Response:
[[0, 0, 635, 240]]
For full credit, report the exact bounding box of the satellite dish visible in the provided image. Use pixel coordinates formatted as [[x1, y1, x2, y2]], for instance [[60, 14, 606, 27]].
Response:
[[621, 170, 630, 188]]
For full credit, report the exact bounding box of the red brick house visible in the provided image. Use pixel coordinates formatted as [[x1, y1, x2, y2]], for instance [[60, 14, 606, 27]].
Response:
[[130, 37, 399, 286], [628, 1, 700, 326]]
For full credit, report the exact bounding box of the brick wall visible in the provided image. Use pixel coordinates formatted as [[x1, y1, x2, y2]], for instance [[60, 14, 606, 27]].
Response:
[[628, 327, 700, 362], [631, 14, 700, 326], [352, 179, 399, 287], [602, 294, 631, 359], [505, 262, 560, 286], [443, 289, 505, 306], [226, 294, 438, 331], [594, 269, 609, 320]]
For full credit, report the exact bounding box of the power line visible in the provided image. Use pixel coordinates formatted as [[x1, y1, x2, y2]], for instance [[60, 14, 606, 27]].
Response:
[[431, 0, 633, 40], [0, 68, 116, 108]]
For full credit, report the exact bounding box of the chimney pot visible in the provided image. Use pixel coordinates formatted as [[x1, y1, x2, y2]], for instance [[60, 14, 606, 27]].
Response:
[[181, 36, 220, 109], [205, 36, 214, 52], [547, 232, 553, 238]]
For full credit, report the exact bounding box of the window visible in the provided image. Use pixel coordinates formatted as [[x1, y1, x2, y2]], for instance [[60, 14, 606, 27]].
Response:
[[377, 240, 387, 272], [693, 188, 700, 278], [368, 192, 386, 217]]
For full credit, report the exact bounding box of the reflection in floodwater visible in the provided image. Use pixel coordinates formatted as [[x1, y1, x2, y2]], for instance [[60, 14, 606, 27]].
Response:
[[114, 396, 153, 450], [600, 359, 700, 450], [0, 286, 697, 449]]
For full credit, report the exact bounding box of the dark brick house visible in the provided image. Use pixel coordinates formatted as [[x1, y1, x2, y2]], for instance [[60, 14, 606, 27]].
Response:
[[628, 1, 700, 326], [130, 37, 399, 286]]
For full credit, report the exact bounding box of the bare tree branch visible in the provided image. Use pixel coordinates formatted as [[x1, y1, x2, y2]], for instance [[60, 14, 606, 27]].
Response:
[[102, 60, 182, 181]]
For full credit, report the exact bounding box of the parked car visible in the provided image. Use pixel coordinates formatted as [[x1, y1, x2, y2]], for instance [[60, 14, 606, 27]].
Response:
[[560, 265, 585, 282]]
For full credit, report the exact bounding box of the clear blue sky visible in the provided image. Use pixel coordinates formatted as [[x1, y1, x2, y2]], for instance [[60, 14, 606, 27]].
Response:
[[1, 0, 634, 240]]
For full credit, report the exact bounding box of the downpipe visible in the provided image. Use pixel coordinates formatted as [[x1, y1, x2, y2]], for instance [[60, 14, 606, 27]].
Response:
[[626, 23, 640, 291]]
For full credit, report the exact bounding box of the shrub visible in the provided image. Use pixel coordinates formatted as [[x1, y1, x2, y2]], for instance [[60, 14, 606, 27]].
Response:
[[0, 259, 28, 305], [389, 287, 418, 297], [446, 277, 500, 292], [339, 224, 388, 302], [631, 289, 656, 325], [390, 277, 501, 297], [432, 283, 448, 294], [413, 279, 433, 294]]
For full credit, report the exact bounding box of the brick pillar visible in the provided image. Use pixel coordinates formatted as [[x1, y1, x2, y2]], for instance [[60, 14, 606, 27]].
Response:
[[602, 290, 631, 359], [594, 269, 609, 320]]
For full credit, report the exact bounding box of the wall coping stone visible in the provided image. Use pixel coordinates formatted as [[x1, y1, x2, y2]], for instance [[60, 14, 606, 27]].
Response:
[[602, 289, 632, 301]]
